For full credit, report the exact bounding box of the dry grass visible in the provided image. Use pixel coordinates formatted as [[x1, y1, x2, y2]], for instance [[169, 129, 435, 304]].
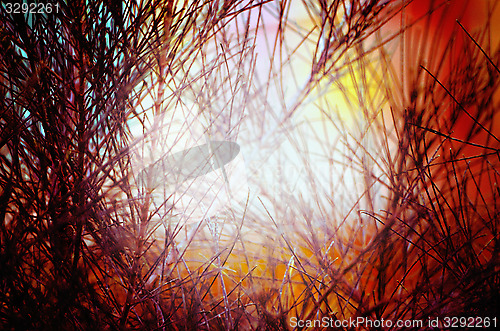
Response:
[[1, 0, 499, 330]]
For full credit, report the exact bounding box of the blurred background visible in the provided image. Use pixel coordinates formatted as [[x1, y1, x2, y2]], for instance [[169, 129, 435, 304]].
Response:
[[1, 0, 499, 329]]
